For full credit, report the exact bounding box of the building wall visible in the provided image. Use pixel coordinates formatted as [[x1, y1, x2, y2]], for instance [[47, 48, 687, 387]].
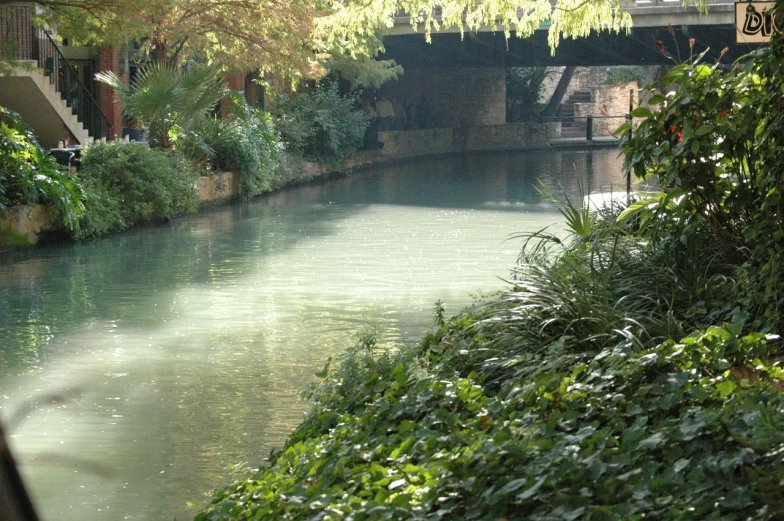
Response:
[[0, 2, 34, 60]]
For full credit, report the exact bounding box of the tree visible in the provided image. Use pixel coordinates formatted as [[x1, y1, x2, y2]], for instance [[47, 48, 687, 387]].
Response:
[[542, 66, 576, 118], [10, 0, 650, 80]]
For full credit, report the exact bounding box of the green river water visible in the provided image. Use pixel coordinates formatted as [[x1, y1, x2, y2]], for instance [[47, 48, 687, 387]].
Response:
[[0, 149, 625, 520]]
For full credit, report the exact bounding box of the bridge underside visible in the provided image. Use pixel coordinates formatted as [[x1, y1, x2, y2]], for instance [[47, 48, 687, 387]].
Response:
[[380, 24, 746, 68]]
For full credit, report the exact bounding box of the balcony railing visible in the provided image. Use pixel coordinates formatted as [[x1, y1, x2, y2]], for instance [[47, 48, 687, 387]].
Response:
[[1, 4, 112, 141]]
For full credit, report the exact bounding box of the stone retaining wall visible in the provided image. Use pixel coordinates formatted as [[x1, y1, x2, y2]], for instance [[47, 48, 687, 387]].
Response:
[[573, 82, 639, 137], [378, 122, 561, 157]]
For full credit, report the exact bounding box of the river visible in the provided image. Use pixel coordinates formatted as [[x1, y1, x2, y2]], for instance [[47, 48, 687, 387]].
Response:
[[0, 149, 625, 520]]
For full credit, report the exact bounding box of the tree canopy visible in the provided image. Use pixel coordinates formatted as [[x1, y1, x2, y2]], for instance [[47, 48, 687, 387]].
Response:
[[8, 0, 654, 79]]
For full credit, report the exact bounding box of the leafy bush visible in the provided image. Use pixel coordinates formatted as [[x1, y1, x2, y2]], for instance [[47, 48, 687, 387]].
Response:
[[619, 41, 784, 332], [0, 106, 83, 230], [607, 65, 645, 87], [209, 92, 282, 196], [506, 67, 552, 122], [73, 144, 199, 239], [271, 82, 368, 168]]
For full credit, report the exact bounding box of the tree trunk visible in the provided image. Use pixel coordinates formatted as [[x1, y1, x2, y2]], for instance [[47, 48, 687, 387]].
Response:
[[152, 39, 167, 64], [542, 66, 576, 118]]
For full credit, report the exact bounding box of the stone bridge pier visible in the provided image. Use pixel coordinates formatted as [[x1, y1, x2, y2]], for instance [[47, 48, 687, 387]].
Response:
[[381, 67, 506, 128]]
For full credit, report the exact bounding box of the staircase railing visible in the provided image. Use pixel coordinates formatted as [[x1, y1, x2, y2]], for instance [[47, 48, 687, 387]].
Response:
[[0, 4, 112, 141]]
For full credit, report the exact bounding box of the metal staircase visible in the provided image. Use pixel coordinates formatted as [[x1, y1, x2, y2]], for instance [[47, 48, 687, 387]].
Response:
[[0, 4, 112, 146]]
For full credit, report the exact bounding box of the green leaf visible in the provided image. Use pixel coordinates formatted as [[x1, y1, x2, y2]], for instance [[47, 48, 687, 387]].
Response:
[[630, 107, 654, 118], [517, 476, 546, 500], [716, 380, 736, 397], [636, 432, 665, 451], [496, 478, 527, 496]]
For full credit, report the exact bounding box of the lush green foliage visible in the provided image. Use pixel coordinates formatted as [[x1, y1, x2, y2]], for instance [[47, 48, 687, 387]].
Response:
[[96, 64, 225, 148], [73, 144, 199, 239], [619, 38, 784, 333], [0, 106, 83, 230], [607, 66, 645, 87], [272, 83, 368, 168], [177, 92, 283, 197], [506, 67, 552, 122]]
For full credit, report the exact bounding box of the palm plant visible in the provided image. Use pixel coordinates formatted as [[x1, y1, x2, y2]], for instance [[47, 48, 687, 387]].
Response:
[[95, 63, 226, 148]]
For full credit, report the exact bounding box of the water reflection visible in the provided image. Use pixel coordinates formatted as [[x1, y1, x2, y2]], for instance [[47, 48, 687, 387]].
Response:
[[0, 149, 625, 520]]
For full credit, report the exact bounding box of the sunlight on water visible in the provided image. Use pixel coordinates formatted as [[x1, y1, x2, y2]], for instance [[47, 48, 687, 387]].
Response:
[[0, 149, 625, 520]]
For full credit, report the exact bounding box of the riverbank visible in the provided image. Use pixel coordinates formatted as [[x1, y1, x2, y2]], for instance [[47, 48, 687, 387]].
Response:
[[1, 122, 614, 249], [194, 185, 784, 521]]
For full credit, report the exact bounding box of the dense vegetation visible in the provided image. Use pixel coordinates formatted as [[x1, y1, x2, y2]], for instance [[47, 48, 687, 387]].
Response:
[[194, 29, 784, 521], [0, 106, 84, 233], [272, 83, 368, 169], [506, 67, 552, 122], [1, 68, 369, 242], [607, 66, 646, 87], [72, 144, 200, 239]]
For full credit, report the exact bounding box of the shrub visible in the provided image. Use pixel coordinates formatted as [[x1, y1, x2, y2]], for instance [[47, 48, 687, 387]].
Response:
[[176, 92, 283, 197], [211, 92, 282, 196], [619, 42, 784, 332], [196, 293, 784, 521], [0, 106, 83, 230], [271, 82, 368, 168], [607, 65, 645, 87], [73, 144, 199, 239]]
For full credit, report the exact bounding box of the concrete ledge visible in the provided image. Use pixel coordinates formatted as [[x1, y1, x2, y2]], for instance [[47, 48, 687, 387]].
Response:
[[377, 122, 561, 158], [550, 137, 621, 148], [0, 126, 606, 248], [196, 171, 241, 206]]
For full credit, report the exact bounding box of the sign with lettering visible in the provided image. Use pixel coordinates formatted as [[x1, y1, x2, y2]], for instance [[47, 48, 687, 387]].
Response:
[[736, 2, 780, 43]]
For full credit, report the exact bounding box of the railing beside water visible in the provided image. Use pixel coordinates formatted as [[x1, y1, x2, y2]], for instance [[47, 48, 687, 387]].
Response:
[[0, 4, 112, 141], [541, 115, 630, 141]]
